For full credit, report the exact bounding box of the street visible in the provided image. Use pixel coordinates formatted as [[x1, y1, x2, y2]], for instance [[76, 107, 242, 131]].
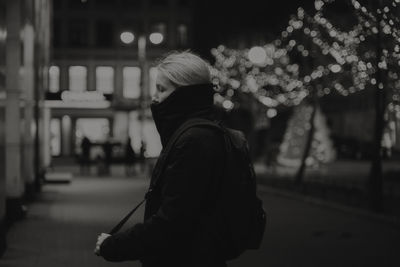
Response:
[[1, 174, 400, 267], [2, 0, 400, 266]]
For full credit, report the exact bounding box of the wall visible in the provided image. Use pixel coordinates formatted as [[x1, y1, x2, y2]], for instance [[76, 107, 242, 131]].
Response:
[[0, 0, 7, 256]]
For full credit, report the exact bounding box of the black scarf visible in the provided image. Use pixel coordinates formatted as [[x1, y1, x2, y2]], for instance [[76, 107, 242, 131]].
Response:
[[150, 83, 215, 147]]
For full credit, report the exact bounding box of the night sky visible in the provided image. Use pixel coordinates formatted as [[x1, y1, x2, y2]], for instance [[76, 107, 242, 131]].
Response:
[[193, 0, 315, 57]]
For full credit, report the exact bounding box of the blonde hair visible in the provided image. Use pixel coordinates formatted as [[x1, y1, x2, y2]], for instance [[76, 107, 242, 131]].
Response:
[[157, 51, 211, 87]]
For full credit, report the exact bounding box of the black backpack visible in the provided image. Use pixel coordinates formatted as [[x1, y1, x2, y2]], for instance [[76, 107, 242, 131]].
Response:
[[108, 118, 266, 260]]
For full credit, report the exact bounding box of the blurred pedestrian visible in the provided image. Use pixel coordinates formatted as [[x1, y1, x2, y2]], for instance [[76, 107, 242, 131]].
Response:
[[95, 153, 106, 176], [80, 136, 91, 175], [124, 137, 137, 176], [95, 51, 227, 266]]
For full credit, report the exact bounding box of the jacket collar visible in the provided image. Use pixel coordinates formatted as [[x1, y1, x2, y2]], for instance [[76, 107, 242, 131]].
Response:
[[150, 83, 215, 147]]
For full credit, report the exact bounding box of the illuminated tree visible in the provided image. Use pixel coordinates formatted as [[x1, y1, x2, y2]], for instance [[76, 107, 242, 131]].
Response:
[[310, 0, 400, 210], [211, 0, 400, 209], [277, 103, 336, 167]]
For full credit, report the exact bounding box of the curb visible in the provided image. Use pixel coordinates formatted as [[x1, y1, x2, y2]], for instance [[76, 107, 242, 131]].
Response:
[[258, 184, 400, 229]]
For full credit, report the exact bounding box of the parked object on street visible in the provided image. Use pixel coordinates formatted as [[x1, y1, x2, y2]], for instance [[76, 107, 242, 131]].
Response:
[[44, 172, 73, 184]]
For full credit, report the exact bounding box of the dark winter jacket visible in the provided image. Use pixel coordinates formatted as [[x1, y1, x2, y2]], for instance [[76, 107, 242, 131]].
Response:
[[100, 83, 227, 267]]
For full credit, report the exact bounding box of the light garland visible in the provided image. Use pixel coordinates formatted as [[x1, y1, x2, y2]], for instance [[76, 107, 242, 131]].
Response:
[[211, 0, 400, 112]]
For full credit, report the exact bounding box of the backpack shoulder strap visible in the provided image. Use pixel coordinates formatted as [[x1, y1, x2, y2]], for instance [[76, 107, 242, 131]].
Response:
[[108, 119, 223, 235], [149, 118, 223, 189]]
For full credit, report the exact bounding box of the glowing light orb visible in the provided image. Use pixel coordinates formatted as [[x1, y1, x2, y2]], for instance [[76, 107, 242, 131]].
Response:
[[248, 46, 267, 65], [120, 31, 135, 44], [222, 100, 234, 110], [149, 33, 164, 45], [330, 64, 341, 73], [267, 109, 277, 118]]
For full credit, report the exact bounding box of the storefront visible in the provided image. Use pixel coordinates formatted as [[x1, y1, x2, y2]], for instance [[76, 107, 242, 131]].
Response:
[[45, 91, 161, 165]]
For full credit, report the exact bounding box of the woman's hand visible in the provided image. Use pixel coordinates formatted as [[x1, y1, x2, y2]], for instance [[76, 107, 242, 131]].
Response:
[[94, 233, 111, 256]]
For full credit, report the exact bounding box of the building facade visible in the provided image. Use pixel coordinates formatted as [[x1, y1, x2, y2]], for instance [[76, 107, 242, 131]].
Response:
[[47, 0, 194, 163], [0, 0, 51, 256]]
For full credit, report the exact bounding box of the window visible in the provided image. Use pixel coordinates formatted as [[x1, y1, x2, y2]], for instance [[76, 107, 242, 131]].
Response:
[[76, 118, 110, 142], [143, 120, 162, 157], [96, 20, 115, 48], [177, 24, 188, 47], [123, 67, 141, 99], [69, 66, 87, 92], [127, 112, 162, 157], [50, 118, 61, 156], [149, 67, 158, 97], [75, 118, 110, 157], [96, 66, 114, 94], [68, 19, 88, 47], [49, 66, 60, 92]]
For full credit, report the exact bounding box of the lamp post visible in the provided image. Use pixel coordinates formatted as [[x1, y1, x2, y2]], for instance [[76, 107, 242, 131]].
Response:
[[119, 31, 164, 147], [138, 34, 148, 143]]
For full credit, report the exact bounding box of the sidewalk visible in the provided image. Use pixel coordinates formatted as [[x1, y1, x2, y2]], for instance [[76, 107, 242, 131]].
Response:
[[1, 166, 400, 267], [254, 159, 400, 187], [1, 176, 147, 267], [254, 159, 400, 218]]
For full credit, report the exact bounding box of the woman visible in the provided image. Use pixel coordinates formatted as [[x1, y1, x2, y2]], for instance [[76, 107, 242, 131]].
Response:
[[95, 51, 226, 267]]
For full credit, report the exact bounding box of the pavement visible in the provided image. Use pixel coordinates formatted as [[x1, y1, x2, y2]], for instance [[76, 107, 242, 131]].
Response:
[[1, 166, 400, 267], [254, 159, 400, 217], [254, 159, 400, 187]]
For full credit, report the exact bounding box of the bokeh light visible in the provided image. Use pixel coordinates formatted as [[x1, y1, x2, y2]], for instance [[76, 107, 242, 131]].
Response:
[[248, 46, 267, 65], [267, 108, 278, 118], [149, 33, 164, 45], [120, 31, 134, 44]]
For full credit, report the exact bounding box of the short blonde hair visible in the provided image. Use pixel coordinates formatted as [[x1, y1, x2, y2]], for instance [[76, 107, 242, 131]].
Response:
[[157, 51, 211, 87]]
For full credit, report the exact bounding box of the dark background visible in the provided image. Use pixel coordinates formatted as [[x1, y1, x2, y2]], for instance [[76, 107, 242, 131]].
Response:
[[193, 0, 315, 59]]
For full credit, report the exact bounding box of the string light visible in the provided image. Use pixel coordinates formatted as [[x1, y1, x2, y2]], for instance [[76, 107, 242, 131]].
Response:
[[211, 0, 400, 113]]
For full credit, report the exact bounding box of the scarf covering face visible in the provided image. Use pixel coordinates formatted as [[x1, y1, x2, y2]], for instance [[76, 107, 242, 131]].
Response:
[[150, 83, 215, 147]]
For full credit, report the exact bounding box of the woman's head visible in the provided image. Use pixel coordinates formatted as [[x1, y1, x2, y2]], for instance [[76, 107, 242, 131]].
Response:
[[152, 51, 211, 103]]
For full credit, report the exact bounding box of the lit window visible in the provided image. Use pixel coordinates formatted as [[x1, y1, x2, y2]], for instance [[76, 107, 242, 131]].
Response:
[[50, 118, 61, 156], [143, 120, 162, 157], [49, 66, 60, 92], [149, 67, 158, 97], [69, 66, 87, 92], [96, 66, 114, 94], [129, 115, 162, 158], [177, 24, 188, 47], [123, 66, 141, 99], [76, 118, 110, 142], [75, 118, 110, 156]]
